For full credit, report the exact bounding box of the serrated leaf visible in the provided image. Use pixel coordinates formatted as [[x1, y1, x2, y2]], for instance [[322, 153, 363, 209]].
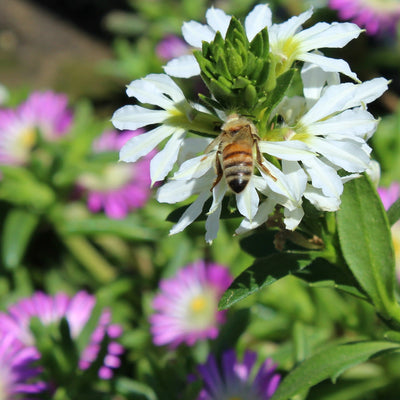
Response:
[[2, 209, 39, 269], [337, 175, 399, 320], [387, 197, 400, 226], [270, 341, 399, 400], [219, 253, 313, 310]]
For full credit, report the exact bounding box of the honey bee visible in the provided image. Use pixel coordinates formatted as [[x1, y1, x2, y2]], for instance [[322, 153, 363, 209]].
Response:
[[205, 114, 275, 194]]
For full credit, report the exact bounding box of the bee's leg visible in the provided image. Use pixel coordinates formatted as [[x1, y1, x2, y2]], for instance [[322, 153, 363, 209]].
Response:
[[255, 144, 277, 181], [204, 136, 222, 154], [210, 152, 223, 191]]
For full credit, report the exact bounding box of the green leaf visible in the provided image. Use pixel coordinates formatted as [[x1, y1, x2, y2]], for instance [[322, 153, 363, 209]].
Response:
[[262, 68, 295, 113], [270, 341, 399, 400], [115, 378, 157, 400], [219, 253, 313, 310], [294, 257, 367, 300], [337, 175, 399, 321], [2, 209, 39, 269], [387, 197, 400, 226], [59, 215, 158, 241]]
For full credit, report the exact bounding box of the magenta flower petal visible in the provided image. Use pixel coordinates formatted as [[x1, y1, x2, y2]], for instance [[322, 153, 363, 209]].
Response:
[[329, 0, 400, 36]]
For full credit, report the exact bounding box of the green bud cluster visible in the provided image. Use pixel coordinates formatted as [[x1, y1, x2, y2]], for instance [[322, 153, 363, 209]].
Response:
[[194, 17, 296, 125]]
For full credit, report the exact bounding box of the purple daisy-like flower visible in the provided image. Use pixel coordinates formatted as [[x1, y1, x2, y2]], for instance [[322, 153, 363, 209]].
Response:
[[156, 35, 189, 60], [197, 349, 281, 400], [0, 91, 72, 165], [329, 0, 400, 36], [78, 129, 153, 219], [149, 260, 233, 348], [0, 332, 46, 399], [0, 291, 123, 380]]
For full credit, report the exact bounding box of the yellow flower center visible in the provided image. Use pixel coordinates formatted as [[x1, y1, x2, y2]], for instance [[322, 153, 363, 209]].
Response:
[[18, 126, 37, 149], [271, 36, 301, 77], [190, 295, 207, 313], [79, 163, 133, 191]]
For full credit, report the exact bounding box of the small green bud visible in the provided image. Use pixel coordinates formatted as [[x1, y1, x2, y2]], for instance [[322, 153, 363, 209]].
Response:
[[226, 42, 244, 77], [244, 84, 258, 109]]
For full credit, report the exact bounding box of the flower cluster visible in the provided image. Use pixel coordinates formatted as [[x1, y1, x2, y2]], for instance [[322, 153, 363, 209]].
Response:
[[0, 91, 72, 165], [0, 291, 123, 395], [112, 3, 388, 243]]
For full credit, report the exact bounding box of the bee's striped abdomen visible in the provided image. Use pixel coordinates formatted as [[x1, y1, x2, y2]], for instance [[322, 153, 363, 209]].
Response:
[[222, 142, 253, 194]]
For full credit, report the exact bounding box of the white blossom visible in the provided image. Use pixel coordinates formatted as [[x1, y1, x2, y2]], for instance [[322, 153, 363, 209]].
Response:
[[112, 74, 202, 185], [164, 4, 362, 81]]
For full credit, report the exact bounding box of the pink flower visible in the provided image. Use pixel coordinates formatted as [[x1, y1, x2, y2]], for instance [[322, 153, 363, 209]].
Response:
[[0, 91, 72, 165], [329, 0, 400, 36], [79, 129, 153, 219], [378, 182, 400, 210], [197, 349, 281, 400], [0, 291, 123, 380], [150, 260, 233, 348], [378, 182, 400, 274], [156, 35, 189, 60]]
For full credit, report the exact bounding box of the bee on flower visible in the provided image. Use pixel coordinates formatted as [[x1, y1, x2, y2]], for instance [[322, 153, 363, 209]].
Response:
[[112, 3, 388, 242]]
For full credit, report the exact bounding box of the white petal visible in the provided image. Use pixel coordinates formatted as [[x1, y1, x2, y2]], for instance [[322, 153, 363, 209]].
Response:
[[143, 74, 186, 103], [173, 152, 214, 180], [236, 180, 259, 221], [163, 55, 201, 78], [245, 4, 272, 41], [205, 202, 222, 244], [301, 62, 339, 107], [169, 191, 211, 235], [177, 137, 212, 164], [307, 109, 377, 139], [182, 21, 215, 47], [150, 129, 186, 184], [302, 156, 343, 198], [206, 8, 231, 37], [156, 179, 197, 203], [304, 186, 341, 211], [284, 206, 304, 230], [259, 160, 300, 207], [269, 8, 313, 43], [299, 52, 359, 82], [297, 22, 362, 51], [126, 80, 173, 109], [208, 180, 227, 214], [301, 82, 358, 125], [235, 198, 276, 234], [350, 77, 389, 107], [282, 160, 307, 201], [119, 125, 175, 163], [258, 140, 315, 160], [310, 137, 370, 172], [112, 106, 168, 130]]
